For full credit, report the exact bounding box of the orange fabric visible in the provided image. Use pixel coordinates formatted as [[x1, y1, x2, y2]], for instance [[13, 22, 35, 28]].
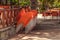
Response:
[[17, 8, 37, 27], [16, 8, 26, 21]]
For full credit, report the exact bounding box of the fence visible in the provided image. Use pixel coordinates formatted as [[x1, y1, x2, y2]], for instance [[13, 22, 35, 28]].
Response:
[[0, 6, 20, 40]]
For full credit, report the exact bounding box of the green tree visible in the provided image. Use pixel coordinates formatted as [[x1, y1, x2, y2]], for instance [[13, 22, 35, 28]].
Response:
[[53, 0, 60, 8], [37, 0, 60, 12], [19, 0, 30, 7]]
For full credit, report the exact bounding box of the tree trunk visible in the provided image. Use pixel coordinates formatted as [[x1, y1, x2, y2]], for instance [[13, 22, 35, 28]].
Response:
[[30, 0, 38, 10]]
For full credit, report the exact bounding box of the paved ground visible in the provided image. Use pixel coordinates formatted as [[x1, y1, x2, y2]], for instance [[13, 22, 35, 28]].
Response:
[[9, 29, 60, 40], [9, 19, 60, 40]]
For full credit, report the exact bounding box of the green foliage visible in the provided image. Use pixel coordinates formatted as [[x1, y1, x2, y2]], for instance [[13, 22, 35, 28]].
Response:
[[19, 0, 30, 6], [53, 0, 60, 8], [37, 0, 60, 12], [39, 0, 60, 8], [9, 0, 30, 6]]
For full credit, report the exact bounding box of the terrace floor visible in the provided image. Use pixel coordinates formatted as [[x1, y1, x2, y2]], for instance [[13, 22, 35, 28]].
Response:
[[9, 19, 60, 40]]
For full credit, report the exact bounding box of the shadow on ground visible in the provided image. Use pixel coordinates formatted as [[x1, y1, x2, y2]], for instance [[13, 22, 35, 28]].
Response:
[[9, 19, 60, 40], [24, 19, 60, 40]]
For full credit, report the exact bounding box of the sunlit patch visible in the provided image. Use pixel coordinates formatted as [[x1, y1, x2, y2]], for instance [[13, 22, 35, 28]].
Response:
[[37, 14, 44, 19], [43, 33, 50, 36], [35, 32, 41, 34], [22, 36, 52, 40], [37, 14, 52, 19], [37, 14, 60, 19]]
